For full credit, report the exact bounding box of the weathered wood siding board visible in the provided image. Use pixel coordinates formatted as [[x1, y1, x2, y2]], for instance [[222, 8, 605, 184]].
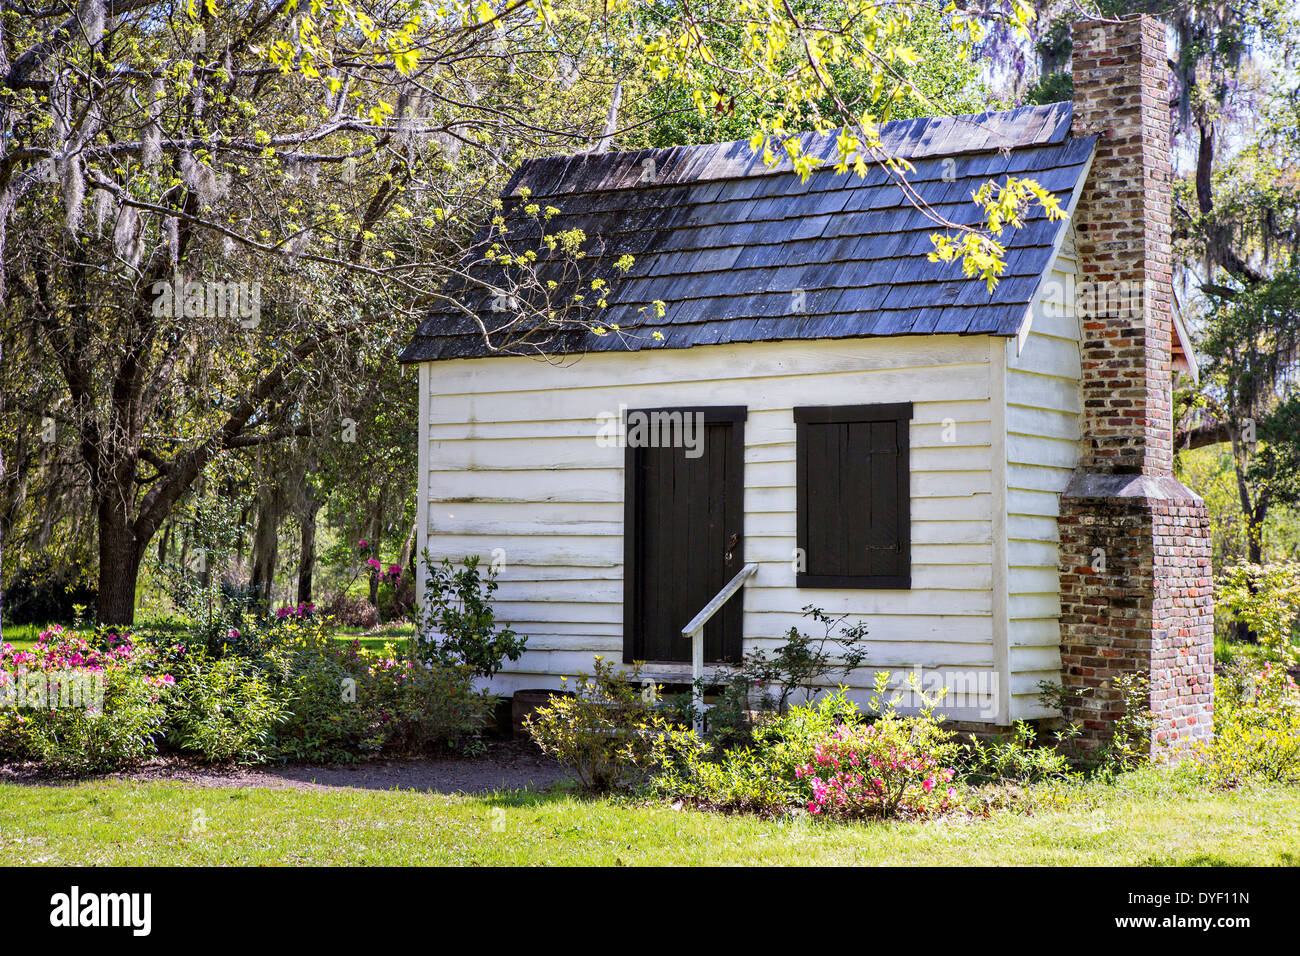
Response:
[[1004, 229, 1083, 719], [421, 336, 1001, 719]]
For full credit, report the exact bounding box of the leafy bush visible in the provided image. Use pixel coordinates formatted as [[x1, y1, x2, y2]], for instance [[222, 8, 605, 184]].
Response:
[[366, 656, 490, 755], [1189, 662, 1300, 787], [2, 616, 489, 769], [795, 676, 959, 819], [168, 653, 286, 764], [675, 606, 868, 746], [1108, 673, 1161, 770], [654, 678, 961, 820], [322, 593, 379, 631], [524, 657, 662, 792], [652, 692, 860, 812], [269, 628, 378, 762], [419, 554, 526, 678], [650, 728, 796, 813], [267, 622, 488, 763], [957, 721, 1080, 786], [1038, 672, 1155, 776], [743, 607, 869, 713], [0, 626, 172, 773], [1219, 563, 1300, 665]]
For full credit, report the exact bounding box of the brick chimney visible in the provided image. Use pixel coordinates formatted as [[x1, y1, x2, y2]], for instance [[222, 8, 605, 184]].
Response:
[[1056, 15, 1214, 756]]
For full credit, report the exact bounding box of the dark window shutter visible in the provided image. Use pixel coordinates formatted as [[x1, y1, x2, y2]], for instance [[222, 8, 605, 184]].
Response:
[[794, 403, 911, 589]]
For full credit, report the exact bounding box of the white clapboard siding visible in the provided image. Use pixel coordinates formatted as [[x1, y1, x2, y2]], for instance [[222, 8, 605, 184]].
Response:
[[420, 335, 1002, 720], [1004, 228, 1083, 719]]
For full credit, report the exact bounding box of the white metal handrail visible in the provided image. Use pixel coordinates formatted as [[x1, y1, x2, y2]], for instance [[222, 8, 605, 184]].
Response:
[[681, 562, 758, 732]]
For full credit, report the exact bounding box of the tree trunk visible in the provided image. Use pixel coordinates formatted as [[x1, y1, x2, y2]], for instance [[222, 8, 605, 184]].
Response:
[[1233, 455, 1266, 643], [297, 499, 319, 605], [367, 493, 384, 612], [96, 499, 145, 626], [249, 487, 281, 616], [398, 517, 416, 573], [157, 521, 172, 567]]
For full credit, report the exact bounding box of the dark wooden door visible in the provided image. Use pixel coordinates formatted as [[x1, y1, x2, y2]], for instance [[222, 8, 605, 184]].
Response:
[[624, 407, 745, 664]]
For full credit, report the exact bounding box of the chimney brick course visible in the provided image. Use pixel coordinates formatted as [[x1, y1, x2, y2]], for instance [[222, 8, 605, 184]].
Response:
[[1058, 16, 1215, 757]]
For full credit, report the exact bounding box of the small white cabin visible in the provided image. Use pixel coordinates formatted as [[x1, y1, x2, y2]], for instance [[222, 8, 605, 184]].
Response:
[[400, 102, 1194, 729]]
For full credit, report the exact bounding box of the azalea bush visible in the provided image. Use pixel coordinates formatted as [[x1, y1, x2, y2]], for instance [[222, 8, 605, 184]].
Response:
[[0, 626, 173, 773], [794, 676, 959, 820], [322, 593, 380, 631], [366, 657, 491, 756], [525, 657, 664, 792], [1189, 662, 1300, 788], [799, 719, 957, 819], [653, 679, 961, 820], [269, 628, 376, 762], [274, 603, 316, 621]]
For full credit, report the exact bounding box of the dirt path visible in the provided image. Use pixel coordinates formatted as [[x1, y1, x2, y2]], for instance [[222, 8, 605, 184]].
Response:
[[1, 740, 572, 795]]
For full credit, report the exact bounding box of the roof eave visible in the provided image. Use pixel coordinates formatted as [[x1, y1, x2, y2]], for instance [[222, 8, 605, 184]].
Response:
[[1011, 136, 1098, 352]]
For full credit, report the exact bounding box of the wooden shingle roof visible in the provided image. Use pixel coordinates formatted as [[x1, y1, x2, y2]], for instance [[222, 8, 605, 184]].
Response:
[[399, 102, 1095, 363]]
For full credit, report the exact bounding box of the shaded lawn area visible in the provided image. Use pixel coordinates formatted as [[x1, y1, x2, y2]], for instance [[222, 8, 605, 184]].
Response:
[[2, 770, 1298, 866], [330, 633, 410, 652]]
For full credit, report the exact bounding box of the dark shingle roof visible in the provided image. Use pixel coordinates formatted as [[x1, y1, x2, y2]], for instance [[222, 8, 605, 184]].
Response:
[[399, 102, 1094, 363]]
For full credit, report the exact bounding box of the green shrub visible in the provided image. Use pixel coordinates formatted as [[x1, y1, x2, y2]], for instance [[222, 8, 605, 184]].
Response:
[[268, 623, 488, 763], [654, 678, 962, 819], [168, 653, 286, 764], [366, 656, 490, 755], [957, 721, 1080, 786], [1189, 662, 1300, 787], [652, 693, 861, 813], [674, 606, 868, 746], [1218, 563, 1300, 665], [0, 626, 172, 773], [269, 628, 377, 763], [650, 728, 796, 812], [524, 657, 663, 792], [419, 554, 526, 678], [1037, 672, 1155, 776]]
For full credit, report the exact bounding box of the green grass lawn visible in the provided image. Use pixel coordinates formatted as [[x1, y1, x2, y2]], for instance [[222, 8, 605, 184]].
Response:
[[330, 631, 413, 652], [1215, 631, 1300, 667], [2, 622, 52, 652], [2, 769, 1297, 866]]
